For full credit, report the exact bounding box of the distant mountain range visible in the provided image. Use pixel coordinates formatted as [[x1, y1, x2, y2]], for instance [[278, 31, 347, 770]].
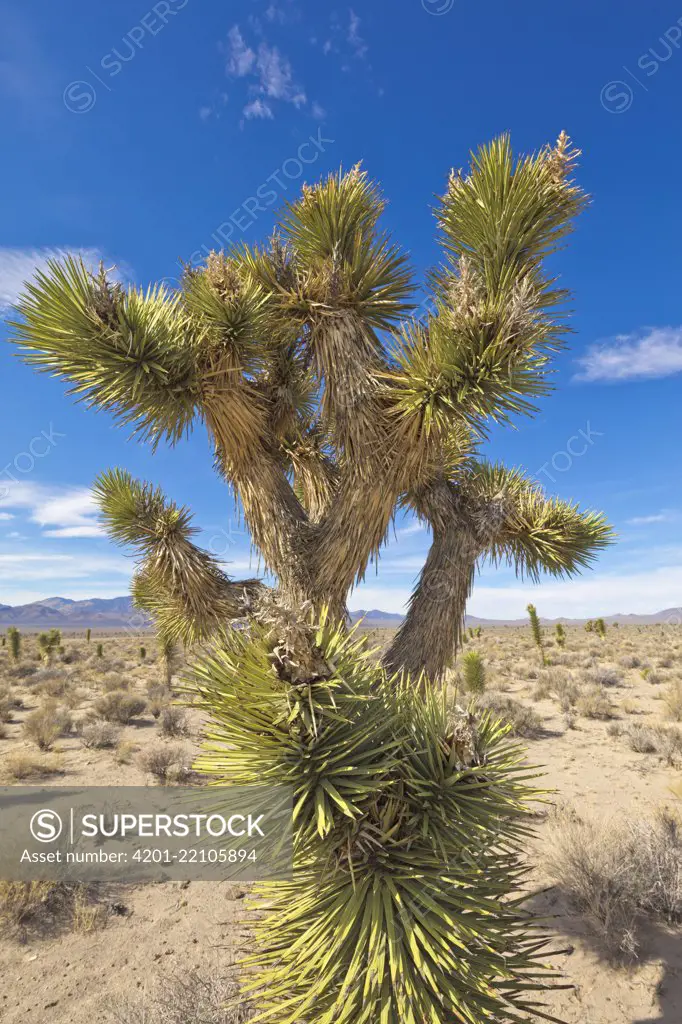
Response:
[[0, 598, 679, 630]]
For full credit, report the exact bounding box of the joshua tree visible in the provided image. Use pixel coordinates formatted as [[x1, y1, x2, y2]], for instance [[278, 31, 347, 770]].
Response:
[[585, 619, 594, 632], [526, 603, 546, 666], [37, 628, 61, 665], [139, 645, 147, 661], [595, 616, 606, 639], [555, 621, 566, 648], [158, 634, 178, 688], [11, 133, 612, 1023], [11, 132, 609, 681], [7, 627, 20, 662], [86, 627, 92, 642], [96, 642, 103, 658]]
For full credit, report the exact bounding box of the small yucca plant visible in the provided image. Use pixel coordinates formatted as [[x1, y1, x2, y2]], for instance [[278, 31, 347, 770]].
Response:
[[555, 623, 566, 648], [96, 643, 103, 658], [461, 649, 486, 694], [37, 629, 61, 665], [139, 645, 147, 661], [7, 627, 20, 662], [527, 604, 546, 666], [86, 627, 91, 642], [193, 613, 561, 1024]]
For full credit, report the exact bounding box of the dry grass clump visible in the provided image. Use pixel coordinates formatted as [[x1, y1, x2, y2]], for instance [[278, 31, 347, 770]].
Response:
[[109, 969, 249, 1024], [576, 685, 616, 720], [138, 743, 187, 783], [2, 751, 63, 780], [114, 739, 138, 765], [0, 683, 21, 722], [0, 880, 104, 938], [99, 672, 132, 693], [663, 679, 682, 721], [474, 692, 543, 737], [544, 806, 682, 958], [94, 691, 147, 724], [80, 719, 121, 749], [22, 702, 72, 749]]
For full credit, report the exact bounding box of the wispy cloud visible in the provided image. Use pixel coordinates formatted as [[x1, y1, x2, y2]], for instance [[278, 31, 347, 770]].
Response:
[[626, 511, 676, 525], [575, 327, 682, 382], [226, 25, 256, 76], [224, 24, 306, 122], [0, 247, 107, 312], [243, 97, 274, 120], [348, 9, 368, 59], [0, 482, 103, 538], [352, 563, 682, 619]]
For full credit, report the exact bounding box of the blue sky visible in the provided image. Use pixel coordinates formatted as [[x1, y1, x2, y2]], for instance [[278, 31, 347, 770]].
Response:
[[0, 0, 681, 617]]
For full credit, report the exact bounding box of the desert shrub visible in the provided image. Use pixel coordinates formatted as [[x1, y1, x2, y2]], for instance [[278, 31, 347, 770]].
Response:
[[663, 680, 682, 721], [80, 720, 121, 749], [0, 685, 17, 722], [5, 664, 33, 681], [658, 655, 674, 669], [474, 692, 543, 737], [646, 670, 663, 685], [606, 721, 622, 738], [109, 969, 248, 1024], [586, 666, 622, 688], [2, 752, 63, 780], [23, 703, 72, 749], [545, 806, 682, 958], [32, 668, 71, 697], [100, 672, 132, 692], [159, 705, 190, 738], [576, 685, 615, 720], [619, 654, 641, 669], [138, 743, 185, 782], [94, 691, 146, 724], [627, 724, 658, 753], [531, 678, 551, 701]]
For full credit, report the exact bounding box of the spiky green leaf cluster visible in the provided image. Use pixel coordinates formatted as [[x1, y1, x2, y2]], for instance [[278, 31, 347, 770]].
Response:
[[193, 619, 561, 1024]]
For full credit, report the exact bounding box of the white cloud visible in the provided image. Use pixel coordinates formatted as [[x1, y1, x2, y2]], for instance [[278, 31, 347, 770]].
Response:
[[256, 44, 305, 104], [225, 25, 306, 120], [348, 9, 368, 59], [226, 26, 256, 76], [351, 562, 682, 620], [0, 513, 13, 521], [575, 327, 682, 383], [0, 482, 103, 537], [243, 98, 274, 120], [626, 512, 674, 525], [0, 247, 107, 312], [0, 552, 130, 583]]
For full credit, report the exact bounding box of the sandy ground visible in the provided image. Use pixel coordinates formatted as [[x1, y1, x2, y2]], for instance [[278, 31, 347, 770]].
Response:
[[0, 625, 681, 1023]]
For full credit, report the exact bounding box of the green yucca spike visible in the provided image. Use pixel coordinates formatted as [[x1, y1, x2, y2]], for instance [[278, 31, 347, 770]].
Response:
[[527, 603, 546, 666], [7, 627, 20, 662], [461, 649, 486, 694]]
